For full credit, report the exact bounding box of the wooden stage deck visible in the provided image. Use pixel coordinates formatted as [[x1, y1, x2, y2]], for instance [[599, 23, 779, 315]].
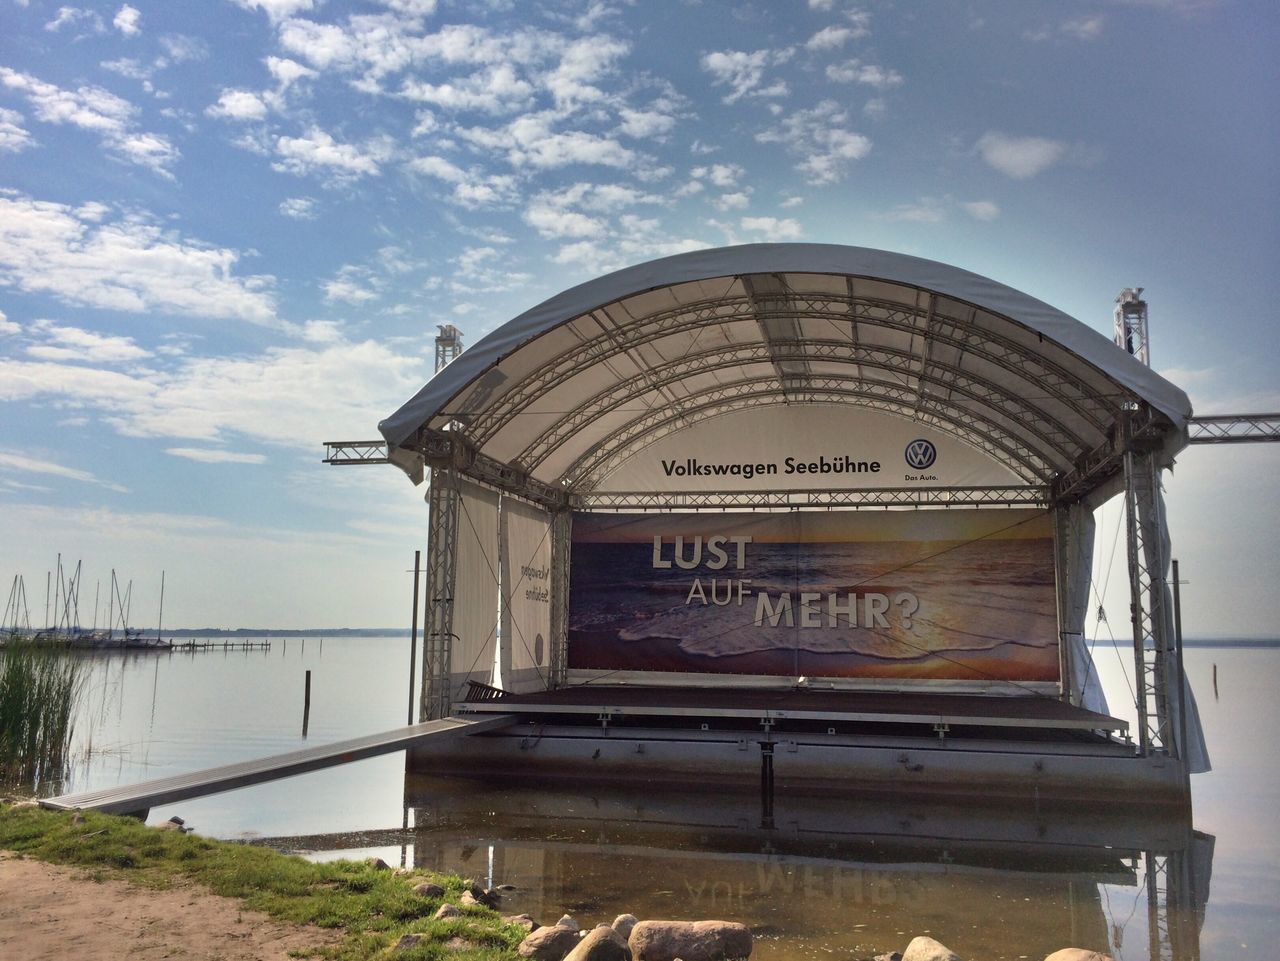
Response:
[[456, 685, 1127, 735]]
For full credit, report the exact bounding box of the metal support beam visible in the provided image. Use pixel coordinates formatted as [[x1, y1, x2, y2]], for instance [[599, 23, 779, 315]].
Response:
[[1122, 420, 1174, 756], [548, 510, 572, 689], [578, 485, 1049, 511], [422, 469, 460, 720], [323, 440, 389, 464], [1187, 413, 1280, 444]]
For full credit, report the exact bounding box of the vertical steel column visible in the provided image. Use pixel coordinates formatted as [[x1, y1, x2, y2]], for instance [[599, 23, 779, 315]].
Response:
[[548, 509, 572, 689], [1052, 503, 1074, 702], [422, 468, 460, 721], [1122, 424, 1174, 756]]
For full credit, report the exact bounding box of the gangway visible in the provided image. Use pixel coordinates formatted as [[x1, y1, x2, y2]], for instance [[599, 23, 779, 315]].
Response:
[[40, 714, 515, 818]]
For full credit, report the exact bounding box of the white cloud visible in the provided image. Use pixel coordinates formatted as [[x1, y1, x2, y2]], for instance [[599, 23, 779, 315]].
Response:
[[700, 48, 795, 104], [0, 107, 34, 153], [0, 194, 277, 324], [756, 100, 871, 185], [0, 338, 426, 451], [976, 131, 1067, 178], [206, 89, 269, 121], [550, 215, 708, 275], [805, 25, 867, 51], [402, 64, 536, 114], [1062, 16, 1106, 39], [826, 60, 903, 89], [524, 204, 605, 239], [0, 67, 178, 176], [962, 200, 1001, 221], [740, 216, 803, 240], [27, 319, 151, 363], [113, 4, 141, 37], [231, 0, 315, 22], [265, 56, 319, 90], [456, 115, 636, 170], [166, 447, 267, 464], [278, 196, 319, 219], [882, 200, 946, 223], [713, 191, 751, 212], [544, 35, 629, 110], [0, 309, 18, 336], [45, 7, 104, 34], [272, 127, 396, 184], [1025, 16, 1107, 42], [0, 450, 125, 492], [323, 266, 380, 305]]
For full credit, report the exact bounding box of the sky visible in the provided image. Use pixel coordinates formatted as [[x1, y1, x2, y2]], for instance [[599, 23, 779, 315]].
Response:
[[0, 0, 1276, 635]]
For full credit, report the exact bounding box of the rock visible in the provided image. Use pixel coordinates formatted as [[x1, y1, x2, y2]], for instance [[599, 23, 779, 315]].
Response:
[[612, 915, 638, 940], [415, 882, 447, 898], [564, 924, 632, 961], [902, 937, 960, 961], [505, 913, 539, 933], [167, 815, 185, 826], [394, 933, 424, 952], [629, 920, 753, 961], [460, 891, 481, 907], [154, 819, 185, 832], [518, 924, 584, 961], [557, 915, 581, 932], [873, 953, 902, 961], [495, 883, 518, 891], [445, 936, 474, 951], [435, 904, 462, 920], [1044, 951, 1114, 961], [365, 857, 391, 871]]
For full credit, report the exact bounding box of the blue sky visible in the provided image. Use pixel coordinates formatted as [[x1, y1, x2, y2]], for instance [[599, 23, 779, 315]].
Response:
[[0, 0, 1276, 633]]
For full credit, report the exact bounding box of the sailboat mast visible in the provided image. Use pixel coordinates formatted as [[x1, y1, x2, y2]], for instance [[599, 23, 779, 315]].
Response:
[[157, 571, 165, 643]]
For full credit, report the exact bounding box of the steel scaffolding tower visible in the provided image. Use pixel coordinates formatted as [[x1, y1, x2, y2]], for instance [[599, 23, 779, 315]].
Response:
[[435, 324, 463, 373], [1116, 288, 1150, 366]]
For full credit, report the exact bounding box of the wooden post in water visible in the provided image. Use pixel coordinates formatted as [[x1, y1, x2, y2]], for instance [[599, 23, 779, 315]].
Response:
[[408, 550, 421, 726], [302, 669, 312, 737]]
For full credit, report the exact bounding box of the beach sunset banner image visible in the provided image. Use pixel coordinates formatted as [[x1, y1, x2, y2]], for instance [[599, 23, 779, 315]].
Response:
[[567, 510, 1060, 682]]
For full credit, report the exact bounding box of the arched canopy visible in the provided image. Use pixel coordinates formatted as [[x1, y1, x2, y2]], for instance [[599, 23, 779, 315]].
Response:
[[380, 244, 1190, 507]]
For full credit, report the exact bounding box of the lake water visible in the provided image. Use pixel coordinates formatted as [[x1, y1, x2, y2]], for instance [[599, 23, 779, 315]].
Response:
[[29, 637, 1280, 961]]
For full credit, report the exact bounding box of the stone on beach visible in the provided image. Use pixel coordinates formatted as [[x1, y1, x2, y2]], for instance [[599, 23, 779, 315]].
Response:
[[518, 922, 585, 961], [563, 923, 632, 961], [1043, 951, 1114, 961], [902, 936, 961, 961], [612, 914, 639, 939], [628, 919, 753, 961]]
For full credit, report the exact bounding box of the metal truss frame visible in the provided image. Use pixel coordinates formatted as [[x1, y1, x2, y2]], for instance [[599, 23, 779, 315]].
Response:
[[564, 379, 1056, 491], [511, 338, 1090, 481], [549, 510, 571, 688], [1123, 423, 1173, 757], [421, 468, 460, 721], [323, 440, 389, 464], [577, 485, 1048, 511], [1187, 413, 1280, 443], [457, 290, 1119, 462]]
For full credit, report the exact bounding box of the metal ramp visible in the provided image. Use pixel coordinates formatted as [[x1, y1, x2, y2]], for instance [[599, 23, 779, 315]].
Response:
[[40, 714, 516, 816]]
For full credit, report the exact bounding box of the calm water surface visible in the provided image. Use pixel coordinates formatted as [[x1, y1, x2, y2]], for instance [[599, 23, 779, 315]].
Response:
[[41, 638, 1280, 961]]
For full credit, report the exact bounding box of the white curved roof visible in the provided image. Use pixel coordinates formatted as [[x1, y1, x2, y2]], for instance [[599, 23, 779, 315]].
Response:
[[380, 243, 1190, 495]]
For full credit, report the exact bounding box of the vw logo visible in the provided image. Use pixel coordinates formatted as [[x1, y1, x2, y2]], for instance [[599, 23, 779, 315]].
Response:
[[905, 439, 937, 470]]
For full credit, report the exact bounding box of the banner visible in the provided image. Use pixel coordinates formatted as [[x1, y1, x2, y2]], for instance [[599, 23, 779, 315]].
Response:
[[452, 479, 500, 696], [594, 406, 1020, 492], [568, 509, 1059, 682], [499, 495, 552, 693]]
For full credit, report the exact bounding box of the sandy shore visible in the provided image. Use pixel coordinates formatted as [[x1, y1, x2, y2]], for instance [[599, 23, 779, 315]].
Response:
[[0, 851, 341, 961]]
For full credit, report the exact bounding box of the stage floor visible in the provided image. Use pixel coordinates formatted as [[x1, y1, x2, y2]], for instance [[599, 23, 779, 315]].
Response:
[[457, 684, 1127, 735]]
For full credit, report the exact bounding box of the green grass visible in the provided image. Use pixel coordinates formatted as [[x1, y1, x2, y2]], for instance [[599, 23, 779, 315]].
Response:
[[0, 802, 530, 961], [0, 636, 84, 790]]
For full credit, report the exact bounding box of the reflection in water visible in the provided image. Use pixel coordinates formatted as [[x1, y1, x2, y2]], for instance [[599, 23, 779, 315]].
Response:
[[257, 777, 1214, 961]]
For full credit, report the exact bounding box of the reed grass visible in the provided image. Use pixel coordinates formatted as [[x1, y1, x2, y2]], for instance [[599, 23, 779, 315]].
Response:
[[0, 635, 84, 791]]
